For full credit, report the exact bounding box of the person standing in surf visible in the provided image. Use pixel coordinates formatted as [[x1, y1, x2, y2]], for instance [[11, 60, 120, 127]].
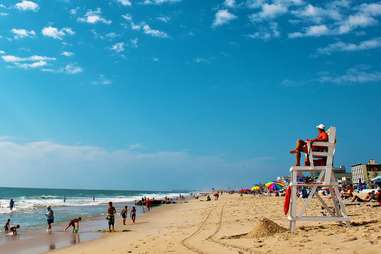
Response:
[[9, 199, 15, 211], [121, 206, 128, 225], [106, 202, 116, 232], [46, 206, 54, 233]]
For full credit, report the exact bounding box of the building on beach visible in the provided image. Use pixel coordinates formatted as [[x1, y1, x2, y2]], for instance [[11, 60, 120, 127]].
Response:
[[333, 165, 352, 184], [351, 160, 381, 185]]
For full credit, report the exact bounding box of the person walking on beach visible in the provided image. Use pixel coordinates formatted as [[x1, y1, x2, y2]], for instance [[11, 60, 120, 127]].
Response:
[[130, 206, 136, 223], [4, 219, 11, 233], [121, 206, 128, 225], [106, 202, 116, 232], [9, 199, 15, 211], [146, 198, 152, 212], [289, 124, 329, 166], [65, 217, 81, 233], [46, 206, 54, 233]]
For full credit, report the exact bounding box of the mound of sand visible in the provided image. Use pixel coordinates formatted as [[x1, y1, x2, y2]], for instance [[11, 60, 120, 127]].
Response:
[[246, 217, 287, 238]]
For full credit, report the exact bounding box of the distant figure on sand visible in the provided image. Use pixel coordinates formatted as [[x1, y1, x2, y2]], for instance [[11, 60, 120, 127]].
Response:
[[65, 217, 81, 233], [130, 206, 136, 223], [4, 219, 11, 233], [9, 199, 15, 211], [46, 206, 54, 233], [289, 124, 328, 166], [106, 202, 116, 232], [146, 198, 152, 212]]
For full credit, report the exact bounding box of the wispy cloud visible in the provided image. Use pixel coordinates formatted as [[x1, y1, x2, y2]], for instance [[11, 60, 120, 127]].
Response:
[[61, 51, 74, 57], [11, 28, 36, 39], [224, 0, 236, 8], [320, 66, 381, 84], [41, 26, 75, 40], [15, 1, 39, 11], [117, 0, 132, 6], [142, 0, 182, 5], [142, 24, 168, 38], [111, 42, 125, 53], [1, 54, 55, 70], [250, 3, 288, 22], [318, 37, 381, 55], [289, 24, 329, 38], [122, 14, 168, 38], [212, 9, 237, 27], [78, 8, 112, 25], [92, 74, 112, 85], [248, 22, 280, 41], [43, 64, 83, 74]]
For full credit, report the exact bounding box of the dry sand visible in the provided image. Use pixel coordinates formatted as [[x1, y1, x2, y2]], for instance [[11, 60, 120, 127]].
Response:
[[51, 194, 381, 254]]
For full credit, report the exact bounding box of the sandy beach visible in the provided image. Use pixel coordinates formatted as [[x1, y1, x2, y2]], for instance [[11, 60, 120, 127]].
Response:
[[49, 194, 381, 254]]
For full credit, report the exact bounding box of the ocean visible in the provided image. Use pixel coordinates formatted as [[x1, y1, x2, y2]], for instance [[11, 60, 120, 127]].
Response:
[[0, 187, 189, 229]]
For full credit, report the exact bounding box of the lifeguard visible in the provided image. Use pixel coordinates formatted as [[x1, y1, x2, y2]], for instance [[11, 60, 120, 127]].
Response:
[[289, 124, 328, 166]]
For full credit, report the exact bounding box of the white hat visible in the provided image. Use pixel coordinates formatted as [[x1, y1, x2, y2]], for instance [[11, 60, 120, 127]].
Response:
[[316, 123, 325, 130]]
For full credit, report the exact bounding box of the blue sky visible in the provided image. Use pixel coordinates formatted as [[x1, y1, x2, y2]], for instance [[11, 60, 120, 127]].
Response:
[[0, 0, 380, 190]]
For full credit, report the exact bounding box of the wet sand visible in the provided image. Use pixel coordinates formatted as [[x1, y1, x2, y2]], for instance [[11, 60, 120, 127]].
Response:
[[51, 193, 381, 254]]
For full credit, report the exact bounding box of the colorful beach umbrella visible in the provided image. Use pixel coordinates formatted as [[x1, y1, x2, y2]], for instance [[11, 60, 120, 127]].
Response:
[[251, 186, 260, 191], [265, 181, 286, 191]]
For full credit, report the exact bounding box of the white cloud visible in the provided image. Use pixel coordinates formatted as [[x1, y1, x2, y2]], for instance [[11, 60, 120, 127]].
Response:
[[358, 3, 381, 16], [248, 22, 280, 41], [143, 24, 168, 38], [117, 0, 132, 6], [289, 24, 329, 38], [156, 16, 171, 23], [213, 9, 237, 27], [15, 1, 39, 11], [41, 26, 75, 40], [1, 54, 55, 70], [250, 3, 288, 22], [338, 14, 377, 34], [224, 0, 236, 8], [142, 0, 181, 5], [61, 51, 74, 57], [292, 4, 342, 23], [318, 38, 381, 55], [11, 28, 36, 39], [0, 138, 274, 189], [78, 8, 112, 25], [63, 64, 83, 74], [319, 67, 381, 84], [111, 42, 125, 53]]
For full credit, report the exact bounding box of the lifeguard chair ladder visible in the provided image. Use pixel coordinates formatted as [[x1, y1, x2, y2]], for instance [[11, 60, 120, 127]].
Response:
[[288, 127, 350, 233]]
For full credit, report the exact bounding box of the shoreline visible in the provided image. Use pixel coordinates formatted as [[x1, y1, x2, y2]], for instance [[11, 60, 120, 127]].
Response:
[[51, 193, 381, 254]]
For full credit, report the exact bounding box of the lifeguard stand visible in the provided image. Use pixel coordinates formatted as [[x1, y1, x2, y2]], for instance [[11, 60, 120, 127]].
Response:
[[288, 127, 350, 233]]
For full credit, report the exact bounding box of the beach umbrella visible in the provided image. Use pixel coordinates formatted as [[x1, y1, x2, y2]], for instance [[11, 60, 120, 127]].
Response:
[[251, 186, 260, 191], [265, 181, 286, 191]]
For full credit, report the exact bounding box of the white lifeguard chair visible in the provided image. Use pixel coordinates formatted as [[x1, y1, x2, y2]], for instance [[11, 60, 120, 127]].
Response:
[[288, 127, 350, 233]]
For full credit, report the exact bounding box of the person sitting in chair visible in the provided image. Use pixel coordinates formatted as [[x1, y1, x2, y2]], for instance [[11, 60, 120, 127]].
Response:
[[290, 124, 329, 166]]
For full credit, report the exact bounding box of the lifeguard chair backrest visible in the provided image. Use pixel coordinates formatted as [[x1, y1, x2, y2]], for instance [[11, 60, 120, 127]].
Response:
[[308, 127, 336, 168]]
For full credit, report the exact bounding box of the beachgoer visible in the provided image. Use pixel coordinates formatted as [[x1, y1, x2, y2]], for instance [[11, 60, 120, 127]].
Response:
[[146, 198, 151, 212], [289, 124, 329, 166], [9, 225, 20, 236], [65, 217, 81, 233], [106, 202, 116, 232], [46, 206, 54, 232], [206, 195, 211, 201], [64, 196, 66, 203], [121, 206, 128, 225], [351, 192, 372, 202], [4, 219, 10, 233], [93, 196, 95, 202], [9, 199, 15, 211], [130, 206, 136, 223]]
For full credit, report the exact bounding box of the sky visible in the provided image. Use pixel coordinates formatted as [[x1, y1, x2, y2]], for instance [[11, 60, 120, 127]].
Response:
[[0, 0, 380, 191]]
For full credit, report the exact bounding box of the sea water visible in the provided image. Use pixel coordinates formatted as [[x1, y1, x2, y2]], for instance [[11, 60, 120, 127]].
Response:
[[0, 187, 189, 229]]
